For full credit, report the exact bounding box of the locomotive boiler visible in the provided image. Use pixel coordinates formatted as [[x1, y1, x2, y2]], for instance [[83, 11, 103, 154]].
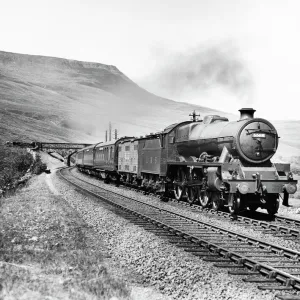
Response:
[[75, 108, 298, 216], [176, 108, 277, 164]]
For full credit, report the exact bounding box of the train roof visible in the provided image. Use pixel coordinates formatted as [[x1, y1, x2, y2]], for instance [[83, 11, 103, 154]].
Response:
[[95, 141, 115, 148], [76, 136, 137, 152], [77, 144, 97, 152], [77, 141, 103, 152], [163, 121, 194, 134], [116, 136, 136, 144], [118, 138, 136, 144]]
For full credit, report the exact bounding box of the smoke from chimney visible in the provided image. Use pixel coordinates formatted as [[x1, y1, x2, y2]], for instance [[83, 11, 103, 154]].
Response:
[[141, 41, 254, 107]]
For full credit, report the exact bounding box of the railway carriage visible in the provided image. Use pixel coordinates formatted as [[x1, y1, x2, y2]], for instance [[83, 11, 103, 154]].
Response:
[[82, 145, 94, 167], [93, 141, 116, 179], [118, 138, 138, 182], [75, 149, 84, 166]]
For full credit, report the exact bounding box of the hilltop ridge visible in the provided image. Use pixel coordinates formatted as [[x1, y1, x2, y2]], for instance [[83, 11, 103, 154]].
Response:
[[0, 50, 234, 143]]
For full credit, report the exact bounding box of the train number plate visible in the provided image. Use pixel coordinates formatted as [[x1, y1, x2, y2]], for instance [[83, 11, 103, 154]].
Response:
[[253, 133, 266, 138]]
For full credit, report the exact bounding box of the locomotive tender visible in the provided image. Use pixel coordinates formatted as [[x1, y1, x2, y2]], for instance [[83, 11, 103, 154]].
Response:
[[75, 108, 297, 216]]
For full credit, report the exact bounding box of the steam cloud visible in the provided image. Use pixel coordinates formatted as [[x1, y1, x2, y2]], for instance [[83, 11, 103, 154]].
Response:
[[144, 41, 254, 106]]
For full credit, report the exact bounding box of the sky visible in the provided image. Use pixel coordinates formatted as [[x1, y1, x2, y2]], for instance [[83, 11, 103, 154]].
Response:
[[1, 0, 300, 120]]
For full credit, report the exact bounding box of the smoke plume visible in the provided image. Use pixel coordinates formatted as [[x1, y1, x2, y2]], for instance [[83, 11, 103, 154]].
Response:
[[142, 41, 254, 106]]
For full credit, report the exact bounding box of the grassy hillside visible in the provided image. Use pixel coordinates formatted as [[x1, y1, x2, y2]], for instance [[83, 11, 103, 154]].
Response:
[[0, 50, 235, 144], [0, 50, 299, 160]]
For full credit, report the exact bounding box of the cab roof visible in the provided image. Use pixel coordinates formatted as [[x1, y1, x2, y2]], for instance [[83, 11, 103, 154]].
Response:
[[162, 121, 194, 134]]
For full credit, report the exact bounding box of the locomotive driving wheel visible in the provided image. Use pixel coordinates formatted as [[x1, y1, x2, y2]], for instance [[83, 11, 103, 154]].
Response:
[[198, 190, 211, 208], [211, 192, 223, 211], [186, 187, 197, 204], [174, 185, 183, 200], [173, 168, 186, 201]]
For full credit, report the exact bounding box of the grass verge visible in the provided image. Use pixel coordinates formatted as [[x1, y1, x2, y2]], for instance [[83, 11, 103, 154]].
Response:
[[0, 174, 130, 299]]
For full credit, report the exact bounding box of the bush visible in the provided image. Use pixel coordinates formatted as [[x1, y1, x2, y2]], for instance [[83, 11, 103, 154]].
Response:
[[32, 153, 47, 175], [0, 145, 34, 188]]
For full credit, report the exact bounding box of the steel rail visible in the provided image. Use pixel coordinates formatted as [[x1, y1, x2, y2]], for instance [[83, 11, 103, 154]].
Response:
[[60, 167, 300, 291], [191, 204, 300, 238], [180, 203, 300, 238]]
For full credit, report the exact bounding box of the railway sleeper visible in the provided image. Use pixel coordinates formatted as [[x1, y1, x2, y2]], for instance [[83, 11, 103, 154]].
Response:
[[274, 234, 294, 238], [270, 265, 300, 269], [258, 285, 294, 290], [234, 251, 272, 254], [214, 263, 244, 268], [183, 232, 226, 236], [243, 277, 277, 283], [259, 260, 297, 264], [176, 244, 203, 248], [168, 239, 194, 243], [203, 258, 231, 262], [183, 248, 212, 253], [276, 295, 300, 300], [228, 270, 260, 275], [189, 252, 219, 257], [222, 245, 258, 249]]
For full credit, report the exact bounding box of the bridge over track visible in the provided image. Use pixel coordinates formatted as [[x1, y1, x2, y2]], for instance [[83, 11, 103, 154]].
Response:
[[38, 142, 92, 150], [37, 143, 93, 166], [8, 141, 93, 166]]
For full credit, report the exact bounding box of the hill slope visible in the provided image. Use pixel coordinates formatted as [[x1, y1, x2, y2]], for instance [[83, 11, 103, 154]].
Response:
[[0, 51, 236, 142], [0, 50, 299, 159]]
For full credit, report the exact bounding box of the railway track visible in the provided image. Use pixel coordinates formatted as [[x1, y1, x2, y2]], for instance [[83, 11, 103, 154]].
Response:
[[169, 199, 300, 240], [79, 168, 300, 240], [71, 167, 300, 241], [60, 167, 300, 297], [116, 180, 300, 240]]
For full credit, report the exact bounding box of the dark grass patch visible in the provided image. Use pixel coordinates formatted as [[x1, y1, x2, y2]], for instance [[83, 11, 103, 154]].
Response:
[[0, 145, 33, 188], [0, 181, 130, 299], [0, 146, 48, 192]]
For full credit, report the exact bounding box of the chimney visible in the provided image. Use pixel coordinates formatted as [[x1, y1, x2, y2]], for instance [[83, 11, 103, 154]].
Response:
[[109, 122, 112, 141], [239, 108, 256, 120], [105, 130, 107, 142]]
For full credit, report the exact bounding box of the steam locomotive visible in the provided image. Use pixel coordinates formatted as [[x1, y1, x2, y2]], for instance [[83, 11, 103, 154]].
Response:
[[75, 108, 298, 216]]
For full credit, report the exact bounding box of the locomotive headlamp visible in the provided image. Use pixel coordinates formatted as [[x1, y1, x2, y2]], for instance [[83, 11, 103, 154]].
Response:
[[237, 182, 249, 194], [283, 183, 297, 194], [256, 152, 261, 157]]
